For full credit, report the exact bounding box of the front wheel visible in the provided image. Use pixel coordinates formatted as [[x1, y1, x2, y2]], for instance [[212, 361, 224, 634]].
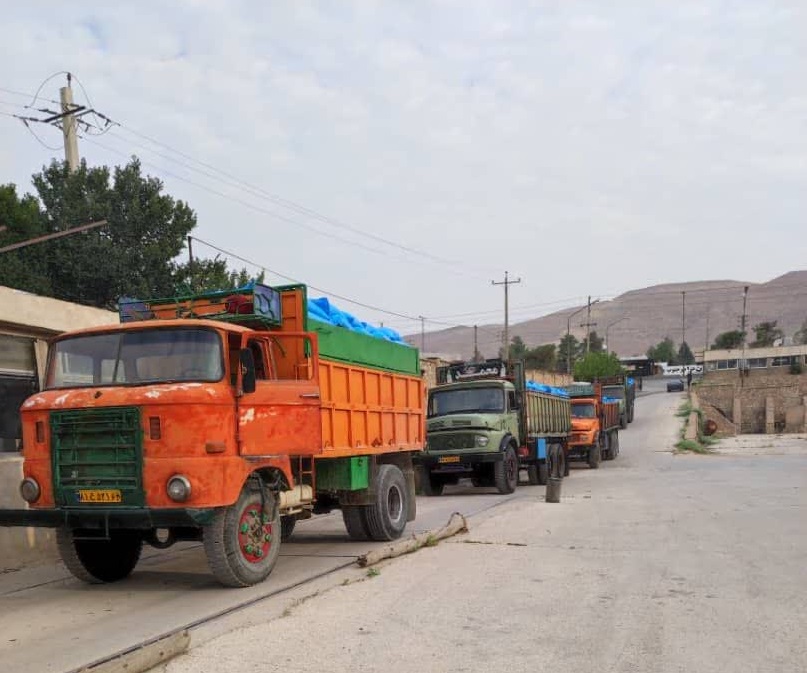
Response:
[[494, 446, 519, 494], [57, 528, 142, 584], [588, 444, 601, 469], [204, 482, 281, 588], [416, 466, 445, 496]]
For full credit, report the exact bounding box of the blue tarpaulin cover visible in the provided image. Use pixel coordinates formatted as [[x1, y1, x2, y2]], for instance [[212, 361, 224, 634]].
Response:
[[307, 297, 404, 344], [526, 381, 570, 398]]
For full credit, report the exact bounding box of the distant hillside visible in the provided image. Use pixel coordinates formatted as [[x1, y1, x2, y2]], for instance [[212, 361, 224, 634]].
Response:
[[408, 271, 807, 360]]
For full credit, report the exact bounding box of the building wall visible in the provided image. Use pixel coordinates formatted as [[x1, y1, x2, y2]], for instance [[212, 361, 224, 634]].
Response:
[[0, 286, 117, 570], [699, 368, 807, 434]]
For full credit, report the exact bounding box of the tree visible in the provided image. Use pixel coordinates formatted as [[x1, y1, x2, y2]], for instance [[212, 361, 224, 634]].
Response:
[[584, 330, 604, 353], [0, 158, 255, 307], [794, 319, 807, 346], [172, 256, 265, 295], [677, 341, 695, 365], [647, 337, 676, 364], [508, 335, 528, 360], [557, 334, 580, 373], [750, 321, 784, 348], [524, 344, 556, 371], [711, 330, 745, 350], [0, 184, 52, 296], [573, 352, 624, 381]]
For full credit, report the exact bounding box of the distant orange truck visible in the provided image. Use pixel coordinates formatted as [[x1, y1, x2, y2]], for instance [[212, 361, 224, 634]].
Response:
[[566, 382, 621, 469], [0, 284, 424, 587]]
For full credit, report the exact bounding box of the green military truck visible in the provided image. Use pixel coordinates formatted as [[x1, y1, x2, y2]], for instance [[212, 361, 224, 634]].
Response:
[[414, 359, 571, 496], [598, 374, 636, 429]]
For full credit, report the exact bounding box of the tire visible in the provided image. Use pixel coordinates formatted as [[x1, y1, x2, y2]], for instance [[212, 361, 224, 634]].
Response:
[[57, 528, 142, 584], [628, 406, 634, 423], [494, 445, 519, 494], [342, 506, 372, 541], [364, 464, 409, 541], [281, 515, 297, 542], [526, 463, 547, 486], [204, 482, 281, 588], [588, 443, 601, 469], [620, 413, 627, 430], [417, 466, 445, 496], [563, 452, 570, 477], [611, 431, 620, 459]]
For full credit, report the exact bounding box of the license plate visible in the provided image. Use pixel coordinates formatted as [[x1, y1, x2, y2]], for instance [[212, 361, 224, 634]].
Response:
[[438, 456, 461, 464], [77, 489, 122, 504]]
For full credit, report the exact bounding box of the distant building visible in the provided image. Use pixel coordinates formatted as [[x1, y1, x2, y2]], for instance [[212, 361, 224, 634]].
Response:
[[703, 344, 807, 373]]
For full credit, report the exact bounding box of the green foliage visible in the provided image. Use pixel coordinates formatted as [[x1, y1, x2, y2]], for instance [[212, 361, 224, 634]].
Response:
[[647, 337, 676, 364], [573, 351, 623, 381], [557, 334, 580, 373], [0, 184, 52, 296], [585, 330, 604, 353], [677, 341, 695, 365], [750, 321, 784, 348], [675, 439, 709, 454], [711, 330, 745, 350], [0, 158, 256, 308], [507, 335, 528, 360], [524, 343, 556, 371]]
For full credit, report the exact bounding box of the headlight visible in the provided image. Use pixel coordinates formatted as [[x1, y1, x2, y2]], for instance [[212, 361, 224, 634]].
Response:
[[20, 478, 40, 503], [166, 475, 192, 503], [476, 435, 490, 447]]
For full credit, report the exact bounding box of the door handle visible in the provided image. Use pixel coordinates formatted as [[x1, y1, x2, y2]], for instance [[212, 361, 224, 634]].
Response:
[[299, 392, 321, 399]]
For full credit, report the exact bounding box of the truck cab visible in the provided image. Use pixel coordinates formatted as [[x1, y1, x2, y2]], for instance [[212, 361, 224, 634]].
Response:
[[416, 362, 522, 495]]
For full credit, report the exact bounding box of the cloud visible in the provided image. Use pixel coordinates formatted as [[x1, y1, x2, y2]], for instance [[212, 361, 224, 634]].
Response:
[[0, 1, 805, 334]]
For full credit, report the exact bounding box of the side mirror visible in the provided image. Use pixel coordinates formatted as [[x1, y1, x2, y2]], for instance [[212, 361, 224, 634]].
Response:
[[239, 348, 256, 394]]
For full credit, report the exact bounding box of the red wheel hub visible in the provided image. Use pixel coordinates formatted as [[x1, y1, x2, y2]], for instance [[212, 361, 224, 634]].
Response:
[[238, 507, 273, 563]]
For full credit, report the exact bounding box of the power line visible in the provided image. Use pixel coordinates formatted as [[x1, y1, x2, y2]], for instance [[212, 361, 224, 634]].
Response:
[[85, 133, 486, 281], [110, 123, 498, 279]]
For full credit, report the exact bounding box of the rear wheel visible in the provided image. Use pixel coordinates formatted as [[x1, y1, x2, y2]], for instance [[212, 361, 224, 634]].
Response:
[[342, 506, 372, 541], [57, 528, 142, 584], [204, 482, 281, 588], [611, 431, 620, 459], [628, 406, 634, 423], [494, 446, 519, 494], [364, 464, 409, 541], [280, 515, 297, 541], [548, 444, 566, 479], [527, 463, 548, 486]]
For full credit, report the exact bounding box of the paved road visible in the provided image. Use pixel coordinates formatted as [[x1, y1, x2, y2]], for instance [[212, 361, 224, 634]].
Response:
[[164, 391, 807, 673], [0, 437, 534, 672]]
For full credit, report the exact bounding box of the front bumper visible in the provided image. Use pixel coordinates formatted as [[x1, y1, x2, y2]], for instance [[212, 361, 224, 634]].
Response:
[[0, 507, 216, 529], [414, 451, 503, 472]]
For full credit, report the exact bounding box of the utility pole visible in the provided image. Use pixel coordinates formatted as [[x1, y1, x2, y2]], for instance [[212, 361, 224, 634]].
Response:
[[187, 235, 195, 291], [681, 291, 686, 348], [581, 295, 599, 353], [419, 316, 426, 353], [12, 73, 113, 166], [60, 74, 80, 172], [473, 325, 479, 361], [740, 285, 749, 381], [705, 306, 710, 353], [491, 271, 521, 363]]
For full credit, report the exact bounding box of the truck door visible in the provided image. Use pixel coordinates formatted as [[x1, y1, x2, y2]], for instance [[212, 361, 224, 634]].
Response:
[[237, 332, 323, 457]]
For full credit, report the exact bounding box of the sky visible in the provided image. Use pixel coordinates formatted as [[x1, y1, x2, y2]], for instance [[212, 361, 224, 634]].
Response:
[[0, 1, 805, 336]]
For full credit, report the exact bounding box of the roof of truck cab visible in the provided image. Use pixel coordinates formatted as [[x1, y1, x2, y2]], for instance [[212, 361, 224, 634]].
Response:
[[51, 318, 256, 339]]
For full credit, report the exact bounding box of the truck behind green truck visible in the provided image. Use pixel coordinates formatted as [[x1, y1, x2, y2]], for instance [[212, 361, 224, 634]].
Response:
[[415, 360, 570, 495], [599, 375, 636, 428]]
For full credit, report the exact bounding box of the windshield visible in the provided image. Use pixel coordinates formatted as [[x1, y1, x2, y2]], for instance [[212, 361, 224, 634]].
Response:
[[47, 328, 224, 389], [571, 403, 596, 419], [428, 386, 504, 418]]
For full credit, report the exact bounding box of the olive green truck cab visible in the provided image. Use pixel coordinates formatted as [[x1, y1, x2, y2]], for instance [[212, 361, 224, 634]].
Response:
[[414, 359, 571, 496]]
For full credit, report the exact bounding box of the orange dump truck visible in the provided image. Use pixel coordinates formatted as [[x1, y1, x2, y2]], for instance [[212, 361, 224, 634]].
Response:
[[0, 284, 424, 587], [566, 382, 620, 469]]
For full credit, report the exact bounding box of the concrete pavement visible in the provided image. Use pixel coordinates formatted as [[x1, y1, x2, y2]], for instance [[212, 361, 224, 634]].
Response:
[[164, 391, 807, 673]]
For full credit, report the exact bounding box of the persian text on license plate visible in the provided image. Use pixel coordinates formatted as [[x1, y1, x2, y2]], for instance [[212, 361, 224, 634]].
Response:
[[78, 489, 122, 504], [438, 455, 461, 464]]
